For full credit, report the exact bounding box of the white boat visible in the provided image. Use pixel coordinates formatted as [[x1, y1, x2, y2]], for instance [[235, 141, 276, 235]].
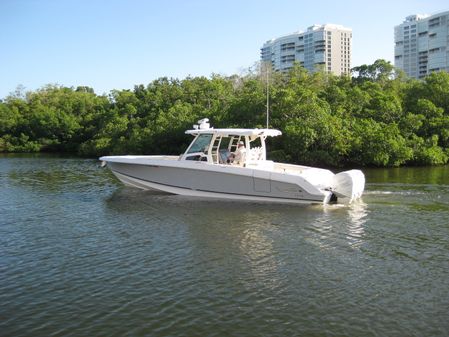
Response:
[[100, 118, 365, 204]]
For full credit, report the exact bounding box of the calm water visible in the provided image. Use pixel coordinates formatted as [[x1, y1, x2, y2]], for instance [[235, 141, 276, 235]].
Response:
[[1, 155, 448, 337]]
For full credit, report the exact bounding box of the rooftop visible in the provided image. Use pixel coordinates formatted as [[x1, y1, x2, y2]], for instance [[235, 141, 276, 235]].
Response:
[[263, 23, 352, 45]]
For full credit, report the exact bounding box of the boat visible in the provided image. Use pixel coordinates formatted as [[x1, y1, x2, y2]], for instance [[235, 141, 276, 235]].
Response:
[[100, 118, 365, 204]]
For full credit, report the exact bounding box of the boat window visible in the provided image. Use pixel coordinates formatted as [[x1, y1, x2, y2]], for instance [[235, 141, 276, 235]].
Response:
[[187, 134, 212, 154], [219, 137, 231, 150], [185, 155, 208, 161]]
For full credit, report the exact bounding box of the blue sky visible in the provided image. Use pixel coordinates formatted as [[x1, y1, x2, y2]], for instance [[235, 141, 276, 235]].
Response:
[[0, 0, 447, 98]]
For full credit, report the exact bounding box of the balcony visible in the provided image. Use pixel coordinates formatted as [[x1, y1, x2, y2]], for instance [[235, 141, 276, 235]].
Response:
[[280, 42, 295, 52], [281, 54, 295, 63], [429, 20, 440, 28]]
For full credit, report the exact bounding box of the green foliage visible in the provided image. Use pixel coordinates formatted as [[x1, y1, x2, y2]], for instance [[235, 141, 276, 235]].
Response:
[[352, 59, 397, 83], [1, 62, 449, 167], [410, 135, 448, 165], [350, 120, 412, 166]]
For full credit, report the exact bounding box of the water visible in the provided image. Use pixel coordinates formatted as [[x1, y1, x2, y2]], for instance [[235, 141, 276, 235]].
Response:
[[1, 154, 448, 336]]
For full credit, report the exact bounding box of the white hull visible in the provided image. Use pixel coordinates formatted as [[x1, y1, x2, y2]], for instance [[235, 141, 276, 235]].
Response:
[[101, 156, 337, 204]]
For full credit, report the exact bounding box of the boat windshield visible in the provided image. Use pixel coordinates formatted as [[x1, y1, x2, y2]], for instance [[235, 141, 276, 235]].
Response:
[[187, 134, 212, 154]]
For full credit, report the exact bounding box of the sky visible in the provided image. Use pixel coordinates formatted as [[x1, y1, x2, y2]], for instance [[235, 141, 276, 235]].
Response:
[[0, 0, 447, 98]]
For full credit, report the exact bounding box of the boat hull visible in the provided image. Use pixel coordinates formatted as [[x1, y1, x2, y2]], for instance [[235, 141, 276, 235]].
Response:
[[102, 157, 331, 204]]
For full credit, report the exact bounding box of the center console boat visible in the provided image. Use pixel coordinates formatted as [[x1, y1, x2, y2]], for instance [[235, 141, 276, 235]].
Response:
[[100, 118, 365, 204]]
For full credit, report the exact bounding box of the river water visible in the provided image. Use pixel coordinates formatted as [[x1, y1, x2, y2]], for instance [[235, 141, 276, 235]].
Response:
[[1, 155, 448, 336]]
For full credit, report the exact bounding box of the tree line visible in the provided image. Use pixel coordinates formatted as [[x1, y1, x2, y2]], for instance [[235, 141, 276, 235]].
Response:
[[1, 59, 449, 167]]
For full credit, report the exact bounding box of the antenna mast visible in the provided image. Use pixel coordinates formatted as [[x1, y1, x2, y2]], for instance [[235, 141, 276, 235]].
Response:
[[265, 62, 270, 129]]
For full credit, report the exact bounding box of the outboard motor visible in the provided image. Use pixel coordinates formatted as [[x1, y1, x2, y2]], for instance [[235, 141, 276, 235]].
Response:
[[331, 170, 365, 203]]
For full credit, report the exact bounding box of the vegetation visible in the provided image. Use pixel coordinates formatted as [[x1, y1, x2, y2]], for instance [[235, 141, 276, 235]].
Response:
[[1, 59, 449, 167]]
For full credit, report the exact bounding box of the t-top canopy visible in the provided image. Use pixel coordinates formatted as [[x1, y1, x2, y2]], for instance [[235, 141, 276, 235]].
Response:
[[185, 128, 282, 137]]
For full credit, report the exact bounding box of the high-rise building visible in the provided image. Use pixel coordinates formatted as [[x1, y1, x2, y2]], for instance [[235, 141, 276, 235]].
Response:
[[394, 11, 449, 79], [260, 24, 352, 75]]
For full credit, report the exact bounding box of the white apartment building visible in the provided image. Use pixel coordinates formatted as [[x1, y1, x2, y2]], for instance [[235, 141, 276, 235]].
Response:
[[394, 11, 449, 79], [260, 24, 352, 75]]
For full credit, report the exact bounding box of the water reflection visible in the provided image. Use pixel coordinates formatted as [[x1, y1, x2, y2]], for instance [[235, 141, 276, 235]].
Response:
[[5, 157, 117, 194], [105, 187, 370, 281], [302, 201, 369, 251], [345, 201, 368, 248], [365, 165, 449, 185], [239, 212, 285, 292]]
